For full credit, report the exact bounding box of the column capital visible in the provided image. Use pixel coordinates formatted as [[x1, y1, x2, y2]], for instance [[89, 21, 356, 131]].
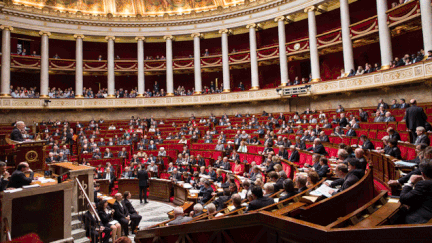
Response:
[[73, 34, 85, 39], [39, 31, 51, 37], [274, 16, 285, 22], [0, 25, 13, 31], [246, 23, 261, 30], [218, 29, 232, 35], [304, 6, 317, 13], [105, 36, 115, 41], [135, 36, 146, 41], [191, 33, 203, 38], [163, 35, 174, 41]]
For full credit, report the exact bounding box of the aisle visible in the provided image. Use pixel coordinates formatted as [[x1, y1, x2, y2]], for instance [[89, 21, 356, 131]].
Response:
[[128, 199, 175, 240]]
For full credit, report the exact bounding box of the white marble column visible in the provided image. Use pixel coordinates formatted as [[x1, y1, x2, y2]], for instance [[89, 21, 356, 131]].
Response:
[[376, 0, 393, 69], [305, 7, 321, 82], [275, 16, 289, 86], [1, 26, 13, 97], [247, 23, 260, 90], [340, 0, 355, 74], [192, 33, 203, 94], [39, 31, 51, 98], [420, 0, 432, 53], [136, 36, 145, 97], [219, 29, 231, 92], [74, 34, 84, 98], [106, 36, 115, 98], [164, 35, 174, 96]]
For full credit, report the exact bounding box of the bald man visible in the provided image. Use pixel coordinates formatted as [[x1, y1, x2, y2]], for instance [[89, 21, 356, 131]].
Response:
[[8, 162, 33, 188], [112, 193, 131, 235]]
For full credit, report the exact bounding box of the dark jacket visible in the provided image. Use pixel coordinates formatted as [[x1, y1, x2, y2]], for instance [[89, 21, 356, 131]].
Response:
[[137, 169, 149, 187], [123, 199, 137, 214], [10, 127, 24, 141], [113, 200, 129, 221], [332, 171, 359, 195], [404, 105, 428, 130], [400, 180, 432, 224], [288, 150, 300, 162], [362, 140, 375, 150], [198, 186, 214, 204], [306, 144, 327, 155], [247, 197, 274, 211], [8, 170, 33, 188]]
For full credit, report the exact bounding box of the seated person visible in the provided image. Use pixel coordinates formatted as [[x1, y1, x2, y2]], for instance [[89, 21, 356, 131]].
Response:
[[168, 207, 192, 225], [191, 203, 204, 218], [214, 188, 232, 211], [279, 179, 298, 201], [399, 159, 432, 224], [198, 180, 214, 204], [360, 135, 375, 150], [328, 161, 360, 195], [306, 138, 327, 155], [84, 202, 111, 243], [122, 191, 142, 233], [307, 171, 320, 187], [8, 162, 34, 189], [246, 186, 274, 212], [295, 174, 308, 193], [385, 138, 402, 159], [263, 183, 275, 197], [158, 147, 166, 156], [230, 194, 243, 211]]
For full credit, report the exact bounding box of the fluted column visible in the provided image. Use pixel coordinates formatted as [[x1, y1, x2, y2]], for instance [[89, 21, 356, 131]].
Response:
[[106, 36, 115, 98], [1, 26, 13, 97], [136, 36, 145, 97], [376, 0, 393, 69], [275, 16, 289, 87], [420, 0, 432, 53], [191, 33, 203, 94], [219, 29, 231, 92], [164, 35, 174, 96], [246, 23, 259, 90], [340, 0, 354, 74], [305, 7, 321, 82], [74, 34, 84, 98], [39, 31, 51, 98]]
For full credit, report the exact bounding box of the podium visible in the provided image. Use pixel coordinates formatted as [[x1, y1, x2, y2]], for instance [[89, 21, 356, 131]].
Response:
[[49, 162, 94, 212], [7, 139, 47, 171], [173, 183, 189, 206], [148, 178, 171, 202]]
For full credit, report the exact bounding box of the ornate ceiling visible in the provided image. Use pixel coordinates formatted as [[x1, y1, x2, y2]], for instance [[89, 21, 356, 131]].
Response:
[[12, 0, 244, 16]]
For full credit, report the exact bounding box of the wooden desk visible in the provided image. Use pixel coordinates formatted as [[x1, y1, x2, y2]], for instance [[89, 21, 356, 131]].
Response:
[[30, 172, 58, 187], [96, 179, 110, 195], [173, 183, 188, 206], [149, 178, 171, 202], [49, 162, 95, 212], [1, 181, 74, 242], [117, 179, 139, 199]]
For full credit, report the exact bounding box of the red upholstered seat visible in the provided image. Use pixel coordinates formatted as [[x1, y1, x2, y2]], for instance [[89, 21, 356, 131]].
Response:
[[368, 130, 377, 140], [376, 131, 387, 140]]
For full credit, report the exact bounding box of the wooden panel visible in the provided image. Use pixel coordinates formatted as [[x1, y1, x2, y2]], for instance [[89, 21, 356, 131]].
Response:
[[148, 179, 171, 202], [117, 179, 140, 199]]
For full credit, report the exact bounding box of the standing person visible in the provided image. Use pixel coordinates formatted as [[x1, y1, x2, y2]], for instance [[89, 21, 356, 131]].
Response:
[[404, 99, 428, 143], [137, 165, 149, 203], [10, 121, 25, 141]]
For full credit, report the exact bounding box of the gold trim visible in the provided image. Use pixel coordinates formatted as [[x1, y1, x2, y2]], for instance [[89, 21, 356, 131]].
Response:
[[166, 93, 174, 96], [39, 95, 49, 98], [381, 65, 391, 70], [218, 29, 232, 35], [38, 31, 51, 36], [194, 91, 202, 94], [25, 150, 38, 162], [0, 94, 11, 97], [250, 86, 260, 90], [136, 94, 144, 97], [105, 36, 116, 41], [73, 34, 85, 39], [311, 78, 321, 83], [106, 94, 116, 98], [191, 33, 203, 38], [304, 6, 317, 13], [75, 95, 84, 98], [222, 89, 231, 93], [279, 83, 287, 87], [274, 16, 285, 22], [135, 36, 146, 41], [0, 25, 13, 31], [163, 35, 174, 41]]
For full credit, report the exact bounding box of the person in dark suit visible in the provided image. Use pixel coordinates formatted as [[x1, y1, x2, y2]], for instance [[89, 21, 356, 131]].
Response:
[[400, 159, 432, 224], [198, 180, 214, 204], [404, 99, 428, 143], [328, 161, 359, 195], [288, 146, 300, 163], [97, 200, 121, 242], [278, 146, 289, 160], [123, 191, 142, 233], [137, 166, 149, 203], [386, 139, 402, 159], [414, 126, 430, 145], [191, 204, 204, 218], [102, 167, 115, 193], [360, 135, 375, 150], [339, 113, 348, 128], [387, 127, 401, 141], [269, 172, 284, 191], [316, 157, 330, 179], [170, 168, 182, 181], [7, 162, 33, 188], [400, 98, 410, 109], [117, 148, 129, 158], [344, 124, 357, 137], [84, 203, 111, 243], [306, 138, 327, 155], [220, 157, 231, 170], [279, 179, 298, 202], [377, 99, 389, 109], [214, 188, 231, 211], [10, 121, 25, 141], [246, 186, 274, 212], [113, 193, 131, 236], [94, 183, 100, 204], [0, 162, 10, 191], [295, 175, 308, 193], [359, 108, 369, 122]]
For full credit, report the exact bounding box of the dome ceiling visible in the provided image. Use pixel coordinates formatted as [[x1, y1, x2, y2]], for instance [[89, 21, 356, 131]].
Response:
[[12, 0, 244, 16]]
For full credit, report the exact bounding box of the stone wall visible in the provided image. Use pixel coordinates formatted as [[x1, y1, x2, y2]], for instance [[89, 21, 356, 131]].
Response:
[[1, 82, 430, 124]]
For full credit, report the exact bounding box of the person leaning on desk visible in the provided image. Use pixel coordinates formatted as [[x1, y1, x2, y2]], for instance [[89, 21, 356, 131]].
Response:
[[7, 162, 34, 189]]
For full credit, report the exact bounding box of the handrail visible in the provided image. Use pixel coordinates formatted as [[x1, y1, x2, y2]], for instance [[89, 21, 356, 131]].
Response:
[[75, 178, 101, 222], [3, 218, 11, 242]]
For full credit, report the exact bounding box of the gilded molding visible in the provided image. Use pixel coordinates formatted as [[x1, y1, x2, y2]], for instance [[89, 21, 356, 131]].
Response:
[[191, 33, 203, 38], [73, 34, 85, 39], [246, 23, 261, 30], [135, 36, 146, 41], [0, 25, 13, 31], [38, 31, 51, 36], [105, 36, 116, 41], [304, 6, 317, 13], [163, 35, 174, 40], [218, 29, 232, 35], [274, 16, 285, 22]]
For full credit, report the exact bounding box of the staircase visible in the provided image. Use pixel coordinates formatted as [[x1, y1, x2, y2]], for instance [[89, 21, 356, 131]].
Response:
[[71, 212, 91, 243]]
